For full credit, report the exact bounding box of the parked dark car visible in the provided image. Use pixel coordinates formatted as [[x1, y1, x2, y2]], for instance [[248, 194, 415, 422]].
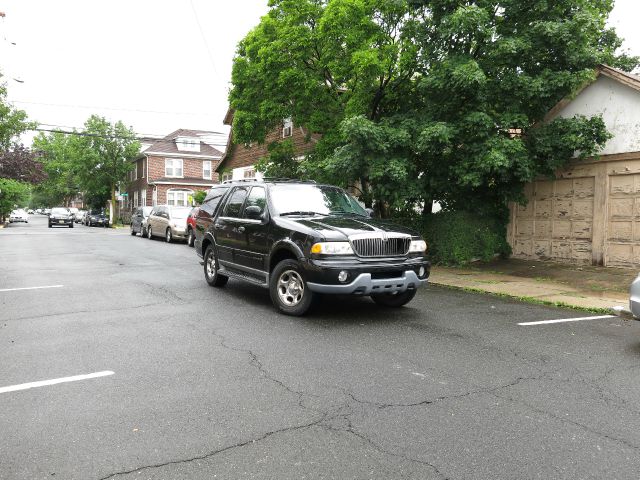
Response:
[[48, 207, 74, 228], [194, 179, 429, 316], [186, 207, 200, 247], [86, 209, 109, 227], [130, 206, 153, 236]]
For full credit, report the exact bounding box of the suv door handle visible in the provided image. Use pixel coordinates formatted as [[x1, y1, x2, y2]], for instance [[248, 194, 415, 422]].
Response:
[[237, 226, 245, 233]]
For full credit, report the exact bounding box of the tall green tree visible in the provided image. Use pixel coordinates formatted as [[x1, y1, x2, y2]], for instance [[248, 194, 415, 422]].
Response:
[[32, 132, 81, 207], [230, 0, 636, 218]]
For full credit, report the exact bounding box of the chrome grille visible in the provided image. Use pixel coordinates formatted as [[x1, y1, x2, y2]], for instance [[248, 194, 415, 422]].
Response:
[[350, 235, 410, 257]]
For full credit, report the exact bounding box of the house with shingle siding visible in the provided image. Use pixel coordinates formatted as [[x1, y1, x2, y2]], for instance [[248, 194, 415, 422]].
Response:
[[215, 109, 319, 181], [127, 129, 223, 209]]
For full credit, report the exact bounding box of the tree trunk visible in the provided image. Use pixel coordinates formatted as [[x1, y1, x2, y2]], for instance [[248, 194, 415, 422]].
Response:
[[422, 199, 433, 217], [110, 184, 116, 228]]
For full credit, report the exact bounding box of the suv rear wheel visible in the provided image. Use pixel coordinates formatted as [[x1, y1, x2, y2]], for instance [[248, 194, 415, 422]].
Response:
[[269, 259, 314, 316], [371, 289, 417, 308], [204, 246, 228, 287]]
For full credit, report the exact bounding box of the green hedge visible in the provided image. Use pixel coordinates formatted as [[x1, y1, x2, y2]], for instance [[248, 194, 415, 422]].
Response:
[[393, 211, 511, 266]]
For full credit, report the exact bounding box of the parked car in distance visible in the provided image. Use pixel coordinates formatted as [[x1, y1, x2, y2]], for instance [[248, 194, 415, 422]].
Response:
[[48, 207, 74, 228], [186, 207, 200, 247], [27, 209, 35, 215], [130, 206, 153, 236], [74, 210, 87, 223], [194, 179, 430, 316], [9, 209, 28, 223], [43, 208, 51, 215], [147, 205, 191, 242], [86, 209, 109, 227]]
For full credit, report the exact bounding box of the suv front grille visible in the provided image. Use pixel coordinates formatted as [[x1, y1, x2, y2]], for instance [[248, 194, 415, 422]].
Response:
[[350, 235, 410, 257]]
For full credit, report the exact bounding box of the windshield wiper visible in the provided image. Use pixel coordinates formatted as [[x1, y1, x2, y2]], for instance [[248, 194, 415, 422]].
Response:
[[330, 210, 366, 216], [279, 211, 327, 217]]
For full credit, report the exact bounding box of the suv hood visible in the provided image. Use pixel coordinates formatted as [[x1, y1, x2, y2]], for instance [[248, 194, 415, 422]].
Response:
[[278, 214, 418, 241]]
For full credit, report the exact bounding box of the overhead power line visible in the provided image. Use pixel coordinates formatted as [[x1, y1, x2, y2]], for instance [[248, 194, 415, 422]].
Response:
[[12, 100, 218, 117], [30, 127, 228, 148]]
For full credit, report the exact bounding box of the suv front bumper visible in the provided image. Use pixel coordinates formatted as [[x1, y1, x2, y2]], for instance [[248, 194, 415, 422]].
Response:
[[307, 270, 426, 295]]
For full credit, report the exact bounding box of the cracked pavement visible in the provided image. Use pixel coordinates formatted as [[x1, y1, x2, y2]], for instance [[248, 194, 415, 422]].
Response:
[[2, 215, 640, 479]]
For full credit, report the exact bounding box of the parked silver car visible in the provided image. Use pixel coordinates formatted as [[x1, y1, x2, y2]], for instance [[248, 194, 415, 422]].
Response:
[[130, 206, 153, 236], [146, 205, 191, 243], [9, 209, 28, 223], [630, 274, 640, 319]]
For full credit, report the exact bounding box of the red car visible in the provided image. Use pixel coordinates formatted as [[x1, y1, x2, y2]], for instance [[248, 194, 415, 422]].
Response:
[[186, 207, 199, 247]]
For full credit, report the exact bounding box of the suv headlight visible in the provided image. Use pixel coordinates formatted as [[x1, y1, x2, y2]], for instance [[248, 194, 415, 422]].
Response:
[[409, 240, 427, 253], [311, 242, 354, 255]]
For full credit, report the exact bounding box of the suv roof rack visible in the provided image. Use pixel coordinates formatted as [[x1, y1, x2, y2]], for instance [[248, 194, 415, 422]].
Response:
[[221, 177, 317, 184]]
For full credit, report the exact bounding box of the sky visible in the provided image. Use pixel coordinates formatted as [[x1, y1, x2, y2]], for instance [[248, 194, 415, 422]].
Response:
[[0, 0, 639, 150]]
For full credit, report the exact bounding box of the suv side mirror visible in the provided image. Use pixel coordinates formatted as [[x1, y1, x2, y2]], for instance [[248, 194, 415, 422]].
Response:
[[245, 205, 263, 219], [365, 208, 374, 218]]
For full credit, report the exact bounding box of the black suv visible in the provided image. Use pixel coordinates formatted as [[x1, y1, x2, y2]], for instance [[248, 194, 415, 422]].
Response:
[[194, 179, 429, 315]]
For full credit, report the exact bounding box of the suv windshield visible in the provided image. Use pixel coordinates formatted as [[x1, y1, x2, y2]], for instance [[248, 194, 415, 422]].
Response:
[[51, 208, 69, 215], [270, 184, 367, 216]]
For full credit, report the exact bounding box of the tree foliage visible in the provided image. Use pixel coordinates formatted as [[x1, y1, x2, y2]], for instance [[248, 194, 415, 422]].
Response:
[[32, 116, 139, 214], [0, 145, 46, 183], [0, 178, 30, 219], [230, 0, 637, 217], [0, 80, 34, 151]]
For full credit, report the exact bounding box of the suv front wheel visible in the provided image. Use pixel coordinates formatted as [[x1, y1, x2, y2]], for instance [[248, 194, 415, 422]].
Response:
[[269, 259, 314, 316], [204, 246, 228, 287]]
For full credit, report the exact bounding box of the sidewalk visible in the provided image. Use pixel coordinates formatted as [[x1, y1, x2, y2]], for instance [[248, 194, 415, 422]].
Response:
[[430, 258, 635, 312]]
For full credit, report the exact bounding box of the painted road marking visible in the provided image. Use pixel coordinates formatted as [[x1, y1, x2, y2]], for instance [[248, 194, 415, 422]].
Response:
[[0, 285, 64, 293], [0, 371, 114, 394], [518, 315, 616, 326]]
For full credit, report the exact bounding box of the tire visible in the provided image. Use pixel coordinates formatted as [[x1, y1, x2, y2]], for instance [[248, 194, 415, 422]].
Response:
[[141, 226, 147, 238], [130, 225, 136, 236], [69, 223, 73, 228], [371, 289, 417, 308], [187, 228, 194, 247], [269, 259, 314, 316], [204, 245, 228, 287], [48, 223, 52, 228], [147, 226, 153, 239], [165, 228, 172, 243]]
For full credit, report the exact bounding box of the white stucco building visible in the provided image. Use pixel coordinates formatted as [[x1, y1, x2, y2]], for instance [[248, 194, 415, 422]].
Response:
[[508, 65, 640, 267]]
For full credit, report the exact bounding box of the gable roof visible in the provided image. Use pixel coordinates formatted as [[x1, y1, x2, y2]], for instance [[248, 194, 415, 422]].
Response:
[[142, 129, 223, 159], [544, 65, 640, 121]]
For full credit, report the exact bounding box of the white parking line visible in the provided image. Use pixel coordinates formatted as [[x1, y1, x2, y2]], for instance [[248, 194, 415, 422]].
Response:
[[0, 285, 64, 293], [518, 315, 616, 326], [0, 371, 114, 394]]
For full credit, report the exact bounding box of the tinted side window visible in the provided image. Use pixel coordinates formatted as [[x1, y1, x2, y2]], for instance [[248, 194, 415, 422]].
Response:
[[201, 187, 229, 216], [243, 187, 267, 216], [223, 187, 249, 218]]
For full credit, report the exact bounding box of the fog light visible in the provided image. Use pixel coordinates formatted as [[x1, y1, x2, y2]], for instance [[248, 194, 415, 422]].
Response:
[[418, 266, 425, 278], [338, 271, 349, 283]]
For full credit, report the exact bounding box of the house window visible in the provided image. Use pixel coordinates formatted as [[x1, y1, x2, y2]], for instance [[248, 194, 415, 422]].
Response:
[[221, 171, 232, 182], [244, 167, 256, 179], [133, 190, 139, 208], [167, 189, 193, 207], [165, 158, 183, 177], [203, 161, 212, 180], [141, 159, 145, 178], [282, 117, 293, 138], [176, 137, 200, 152], [141, 189, 146, 207]]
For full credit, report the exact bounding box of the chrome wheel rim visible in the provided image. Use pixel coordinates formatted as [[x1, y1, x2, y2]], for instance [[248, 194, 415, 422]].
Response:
[[206, 252, 216, 278], [277, 270, 304, 307]]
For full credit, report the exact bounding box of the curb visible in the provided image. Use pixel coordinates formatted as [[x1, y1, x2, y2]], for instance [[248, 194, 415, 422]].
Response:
[[430, 281, 614, 315]]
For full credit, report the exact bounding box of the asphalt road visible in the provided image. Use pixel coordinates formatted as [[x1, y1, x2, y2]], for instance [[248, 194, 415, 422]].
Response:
[[2, 214, 640, 479]]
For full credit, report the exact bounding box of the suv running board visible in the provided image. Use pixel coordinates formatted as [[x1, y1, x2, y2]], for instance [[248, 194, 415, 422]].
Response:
[[218, 265, 269, 288]]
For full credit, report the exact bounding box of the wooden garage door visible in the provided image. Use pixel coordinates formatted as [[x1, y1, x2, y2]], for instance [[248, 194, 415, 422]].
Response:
[[605, 174, 640, 267], [513, 177, 594, 263]]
